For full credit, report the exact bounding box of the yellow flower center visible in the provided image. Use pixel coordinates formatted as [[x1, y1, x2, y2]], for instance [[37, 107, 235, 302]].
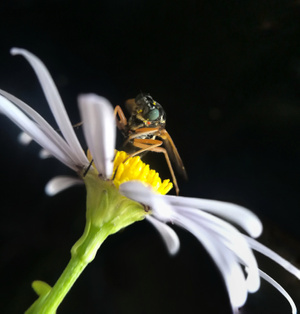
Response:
[[87, 150, 173, 195]]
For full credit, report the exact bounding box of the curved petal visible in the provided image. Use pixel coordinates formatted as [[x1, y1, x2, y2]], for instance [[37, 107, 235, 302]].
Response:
[[146, 215, 180, 255], [10, 48, 88, 166], [45, 175, 83, 196], [78, 94, 116, 178], [165, 195, 263, 238], [0, 89, 85, 168], [175, 214, 248, 308], [258, 269, 297, 314], [0, 95, 77, 170], [176, 206, 260, 293], [245, 236, 300, 279]]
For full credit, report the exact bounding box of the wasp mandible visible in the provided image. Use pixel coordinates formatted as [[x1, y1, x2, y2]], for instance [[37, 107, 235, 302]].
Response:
[[114, 93, 187, 195]]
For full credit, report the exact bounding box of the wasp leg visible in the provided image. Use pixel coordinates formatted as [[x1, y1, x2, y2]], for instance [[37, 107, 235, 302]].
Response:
[[72, 121, 83, 128], [83, 158, 94, 177], [122, 127, 159, 147], [114, 105, 128, 131], [149, 146, 180, 196], [130, 139, 180, 196], [129, 138, 163, 157]]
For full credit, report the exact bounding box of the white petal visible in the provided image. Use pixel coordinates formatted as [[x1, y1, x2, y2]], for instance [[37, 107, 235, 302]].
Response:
[[175, 214, 248, 308], [10, 48, 88, 166], [245, 236, 300, 279], [0, 89, 82, 168], [176, 206, 260, 293], [119, 181, 174, 221], [39, 149, 52, 159], [165, 195, 263, 238], [121, 181, 180, 254], [0, 94, 77, 170], [232, 307, 240, 314], [78, 94, 116, 178], [18, 132, 32, 145], [45, 176, 83, 196], [258, 269, 297, 314], [146, 215, 180, 255]]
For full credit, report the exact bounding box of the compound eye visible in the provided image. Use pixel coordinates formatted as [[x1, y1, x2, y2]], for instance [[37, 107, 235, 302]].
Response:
[[145, 108, 159, 121]]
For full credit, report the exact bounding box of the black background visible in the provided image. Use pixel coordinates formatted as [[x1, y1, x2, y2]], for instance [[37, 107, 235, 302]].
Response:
[[1, 1, 300, 313]]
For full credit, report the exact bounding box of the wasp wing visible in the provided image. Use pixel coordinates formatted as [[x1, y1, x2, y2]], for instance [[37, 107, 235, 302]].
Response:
[[160, 129, 188, 180]]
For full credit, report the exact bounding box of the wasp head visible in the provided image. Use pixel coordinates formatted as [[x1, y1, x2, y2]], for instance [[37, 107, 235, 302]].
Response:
[[134, 93, 166, 128]]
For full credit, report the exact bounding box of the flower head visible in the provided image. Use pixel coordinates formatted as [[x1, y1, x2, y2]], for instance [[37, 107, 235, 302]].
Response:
[[0, 48, 299, 313]]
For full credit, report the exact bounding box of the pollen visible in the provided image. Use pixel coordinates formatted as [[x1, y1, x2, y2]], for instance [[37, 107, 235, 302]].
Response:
[[113, 151, 173, 195]]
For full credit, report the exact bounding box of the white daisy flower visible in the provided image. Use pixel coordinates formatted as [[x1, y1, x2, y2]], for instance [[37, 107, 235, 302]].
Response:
[[0, 48, 298, 314]]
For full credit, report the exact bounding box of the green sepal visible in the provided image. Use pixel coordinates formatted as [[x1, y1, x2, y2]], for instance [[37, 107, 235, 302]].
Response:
[[72, 171, 147, 264], [83, 170, 146, 231]]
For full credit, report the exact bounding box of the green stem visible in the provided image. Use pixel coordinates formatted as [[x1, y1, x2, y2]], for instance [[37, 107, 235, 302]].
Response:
[[25, 174, 145, 314], [38, 256, 86, 314], [25, 224, 110, 314]]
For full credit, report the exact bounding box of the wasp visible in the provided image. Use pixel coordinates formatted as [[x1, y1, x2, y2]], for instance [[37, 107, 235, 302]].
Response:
[[114, 93, 187, 195]]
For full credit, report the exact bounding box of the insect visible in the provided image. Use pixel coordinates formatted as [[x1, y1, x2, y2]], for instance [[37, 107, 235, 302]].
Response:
[[114, 93, 187, 195]]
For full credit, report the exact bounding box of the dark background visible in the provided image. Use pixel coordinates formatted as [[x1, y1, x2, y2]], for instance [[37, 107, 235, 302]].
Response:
[[0, 0, 300, 313]]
